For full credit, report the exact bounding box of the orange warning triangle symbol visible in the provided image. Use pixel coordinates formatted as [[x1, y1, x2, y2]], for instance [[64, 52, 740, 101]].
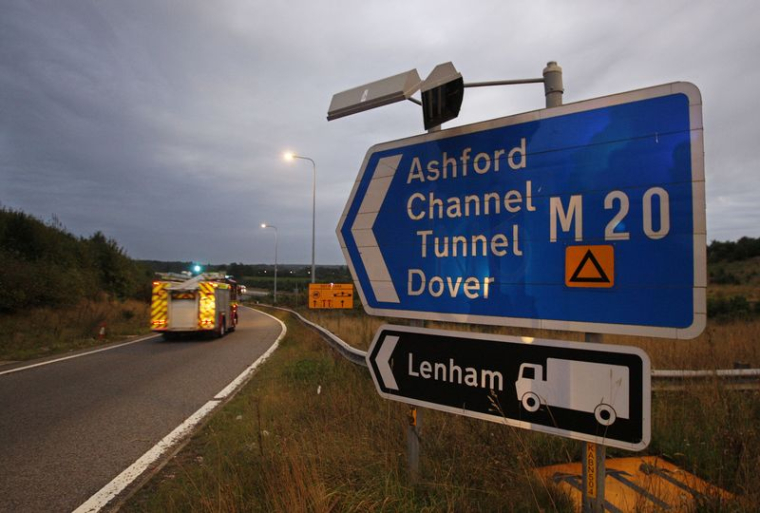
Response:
[[570, 250, 610, 283], [565, 245, 614, 288]]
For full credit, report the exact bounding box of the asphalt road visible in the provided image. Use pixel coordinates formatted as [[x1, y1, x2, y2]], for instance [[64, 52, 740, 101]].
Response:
[[0, 307, 282, 513]]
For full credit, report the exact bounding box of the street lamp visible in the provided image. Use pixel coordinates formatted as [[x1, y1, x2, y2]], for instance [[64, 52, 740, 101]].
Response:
[[284, 151, 316, 283], [260, 223, 278, 304]]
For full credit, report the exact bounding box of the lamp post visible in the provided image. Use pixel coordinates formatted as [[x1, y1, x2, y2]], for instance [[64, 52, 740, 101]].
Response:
[[284, 152, 316, 283], [260, 224, 278, 304]]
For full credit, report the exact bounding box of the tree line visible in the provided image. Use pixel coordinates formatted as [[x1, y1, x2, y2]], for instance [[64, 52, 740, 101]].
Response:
[[707, 236, 760, 263], [2, 205, 755, 315], [139, 261, 351, 288], [0, 208, 152, 313]]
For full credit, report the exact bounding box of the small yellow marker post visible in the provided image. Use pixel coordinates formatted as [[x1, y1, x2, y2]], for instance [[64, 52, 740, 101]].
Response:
[[582, 331, 606, 512], [586, 442, 598, 499], [586, 442, 597, 498], [583, 441, 605, 511]]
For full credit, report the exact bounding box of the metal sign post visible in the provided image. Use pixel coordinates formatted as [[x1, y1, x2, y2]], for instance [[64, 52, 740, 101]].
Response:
[[583, 441, 606, 512], [405, 121, 442, 484], [406, 404, 422, 482], [582, 332, 606, 511]]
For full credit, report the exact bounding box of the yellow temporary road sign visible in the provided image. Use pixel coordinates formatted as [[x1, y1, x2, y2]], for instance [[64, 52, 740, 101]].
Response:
[[536, 456, 733, 512], [566, 245, 615, 288], [308, 283, 354, 309]]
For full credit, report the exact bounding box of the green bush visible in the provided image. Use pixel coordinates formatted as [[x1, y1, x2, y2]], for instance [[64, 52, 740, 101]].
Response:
[[0, 208, 150, 312], [710, 267, 741, 285], [708, 236, 760, 263], [707, 295, 757, 322]]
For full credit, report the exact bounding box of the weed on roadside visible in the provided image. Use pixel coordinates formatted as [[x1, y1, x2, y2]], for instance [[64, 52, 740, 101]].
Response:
[[124, 310, 575, 512]]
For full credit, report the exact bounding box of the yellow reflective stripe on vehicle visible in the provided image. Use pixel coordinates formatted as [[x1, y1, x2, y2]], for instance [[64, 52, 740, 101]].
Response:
[[198, 281, 217, 329], [150, 282, 169, 324]]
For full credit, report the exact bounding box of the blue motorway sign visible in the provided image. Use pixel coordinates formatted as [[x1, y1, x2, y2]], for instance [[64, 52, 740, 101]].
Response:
[[337, 83, 706, 338]]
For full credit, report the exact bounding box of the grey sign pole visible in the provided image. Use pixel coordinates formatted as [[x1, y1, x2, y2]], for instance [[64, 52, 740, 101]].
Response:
[[406, 404, 422, 482], [405, 122, 441, 483], [543, 61, 564, 108], [405, 62, 567, 485], [542, 61, 608, 513], [541, 62, 606, 512]]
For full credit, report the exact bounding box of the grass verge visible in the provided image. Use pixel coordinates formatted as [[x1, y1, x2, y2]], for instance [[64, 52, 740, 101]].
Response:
[[0, 298, 150, 362], [123, 308, 759, 511], [123, 308, 574, 512]]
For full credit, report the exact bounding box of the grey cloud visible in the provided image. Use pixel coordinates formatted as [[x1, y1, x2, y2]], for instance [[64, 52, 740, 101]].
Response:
[[2, 0, 759, 266]]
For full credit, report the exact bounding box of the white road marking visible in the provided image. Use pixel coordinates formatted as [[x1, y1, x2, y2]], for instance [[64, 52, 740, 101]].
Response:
[[73, 308, 286, 513], [72, 400, 220, 513], [214, 310, 283, 400], [0, 335, 158, 377]]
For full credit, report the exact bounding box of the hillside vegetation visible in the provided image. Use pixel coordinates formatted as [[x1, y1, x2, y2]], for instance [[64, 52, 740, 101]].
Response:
[[141, 260, 352, 293], [707, 236, 760, 321], [0, 208, 151, 313], [0, 208, 152, 361], [707, 236, 760, 265]]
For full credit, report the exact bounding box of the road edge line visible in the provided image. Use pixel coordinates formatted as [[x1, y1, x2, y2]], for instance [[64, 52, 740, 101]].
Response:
[[72, 308, 287, 513], [0, 335, 159, 377]]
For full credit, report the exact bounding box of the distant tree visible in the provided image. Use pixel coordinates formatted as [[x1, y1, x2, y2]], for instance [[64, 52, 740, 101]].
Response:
[[707, 236, 760, 263], [707, 295, 756, 322], [85, 232, 141, 300], [0, 208, 151, 312]]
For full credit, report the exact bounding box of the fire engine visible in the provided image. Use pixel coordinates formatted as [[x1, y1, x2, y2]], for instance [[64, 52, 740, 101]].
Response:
[[150, 272, 239, 339]]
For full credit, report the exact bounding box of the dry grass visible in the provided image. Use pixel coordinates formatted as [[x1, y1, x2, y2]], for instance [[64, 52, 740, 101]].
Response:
[[124, 307, 760, 512], [302, 309, 760, 371], [281, 308, 760, 508], [651, 379, 760, 504], [711, 285, 760, 303], [0, 298, 150, 362], [124, 309, 574, 512]]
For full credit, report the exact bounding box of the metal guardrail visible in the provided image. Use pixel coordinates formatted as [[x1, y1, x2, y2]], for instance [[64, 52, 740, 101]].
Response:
[[652, 368, 760, 391], [652, 369, 760, 378], [268, 306, 368, 367], [264, 305, 759, 389]]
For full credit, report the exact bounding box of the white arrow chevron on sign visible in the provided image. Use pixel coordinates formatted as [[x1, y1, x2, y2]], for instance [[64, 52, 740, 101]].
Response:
[[350, 154, 402, 303], [376, 334, 399, 390]]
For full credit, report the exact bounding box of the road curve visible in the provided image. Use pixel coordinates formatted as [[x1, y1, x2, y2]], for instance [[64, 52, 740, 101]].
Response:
[[0, 307, 282, 513]]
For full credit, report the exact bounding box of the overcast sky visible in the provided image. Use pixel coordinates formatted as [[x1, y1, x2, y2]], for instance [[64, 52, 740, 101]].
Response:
[[2, 1, 759, 265]]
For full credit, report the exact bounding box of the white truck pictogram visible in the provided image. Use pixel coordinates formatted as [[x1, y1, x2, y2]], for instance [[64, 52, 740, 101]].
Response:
[[515, 359, 629, 426]]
